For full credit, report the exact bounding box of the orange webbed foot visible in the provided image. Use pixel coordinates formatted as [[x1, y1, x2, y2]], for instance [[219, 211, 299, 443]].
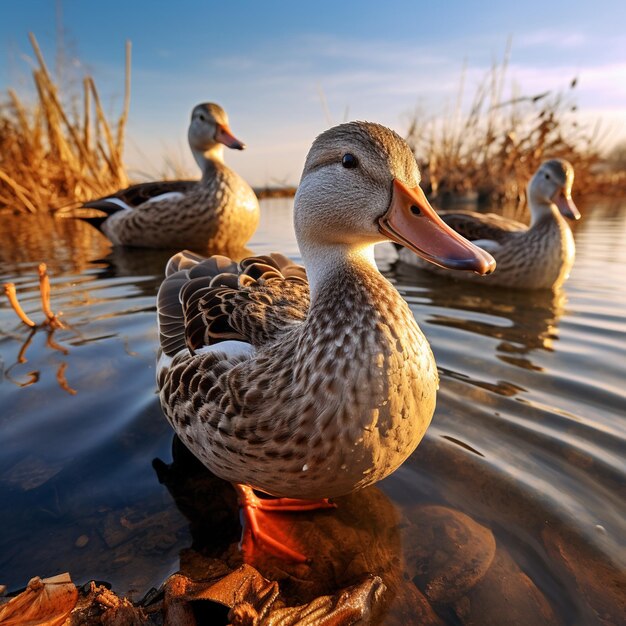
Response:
[[235, 484, 336, 563]]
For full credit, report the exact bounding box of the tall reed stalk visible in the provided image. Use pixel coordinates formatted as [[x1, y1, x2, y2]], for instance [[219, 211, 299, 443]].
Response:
[[0, 34, 131, 214]]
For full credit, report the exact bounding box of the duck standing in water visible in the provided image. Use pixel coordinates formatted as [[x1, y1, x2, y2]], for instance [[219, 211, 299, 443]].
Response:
[[78, 103, 259, 251], [156, 122, 495, 561], [397, 159, 580, 289]]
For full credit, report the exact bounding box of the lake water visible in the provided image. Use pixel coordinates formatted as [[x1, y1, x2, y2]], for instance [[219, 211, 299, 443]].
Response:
[[0, 198, 624, 624]]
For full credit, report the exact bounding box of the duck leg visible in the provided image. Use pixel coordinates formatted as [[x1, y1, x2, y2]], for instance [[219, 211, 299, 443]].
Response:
[[234, 483, 335, 563]]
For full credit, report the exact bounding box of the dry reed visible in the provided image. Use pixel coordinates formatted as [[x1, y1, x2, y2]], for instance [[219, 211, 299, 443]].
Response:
[[405, 49, 616, 219], [0, 33, 131, 214]]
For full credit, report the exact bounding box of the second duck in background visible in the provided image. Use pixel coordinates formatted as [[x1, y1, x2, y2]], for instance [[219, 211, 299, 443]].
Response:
[[78, 103, 260, 252], [397, 159, 581, 289]]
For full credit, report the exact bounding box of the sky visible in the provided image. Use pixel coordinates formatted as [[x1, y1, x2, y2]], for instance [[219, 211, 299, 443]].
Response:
[[1, 0, 625, 186]]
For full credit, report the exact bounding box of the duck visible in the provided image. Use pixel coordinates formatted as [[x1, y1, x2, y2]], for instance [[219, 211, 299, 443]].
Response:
[[155, 121, 495, 561], [397, 159, 580, 289], [78, 103, 260, 251]]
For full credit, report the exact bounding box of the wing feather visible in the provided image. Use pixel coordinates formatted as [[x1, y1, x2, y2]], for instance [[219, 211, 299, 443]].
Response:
[[441, 210, 527, 243], [156, 250, 310, 359]]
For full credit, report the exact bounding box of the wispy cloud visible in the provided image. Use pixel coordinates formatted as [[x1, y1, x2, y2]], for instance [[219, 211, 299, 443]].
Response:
[[517, 29, 587, 49]]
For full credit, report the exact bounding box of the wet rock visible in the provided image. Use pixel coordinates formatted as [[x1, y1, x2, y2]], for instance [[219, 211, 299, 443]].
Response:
[[389, 580, 445, 626], [543, 526, 626, 625], [402, 504, 496, 604], [102, 512, 134, 549], [1, 455, 64, 491], [452, 546, 559, 625], [101, 506, 186, 551]]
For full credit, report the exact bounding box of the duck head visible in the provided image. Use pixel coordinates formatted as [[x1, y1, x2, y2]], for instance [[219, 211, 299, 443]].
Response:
[[528, 159, 580, 221], [294, 121, 495, 275], [188, 103, 246, 168]]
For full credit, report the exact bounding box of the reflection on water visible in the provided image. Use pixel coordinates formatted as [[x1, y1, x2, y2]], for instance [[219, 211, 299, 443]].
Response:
[[0, 197, 625, 624]]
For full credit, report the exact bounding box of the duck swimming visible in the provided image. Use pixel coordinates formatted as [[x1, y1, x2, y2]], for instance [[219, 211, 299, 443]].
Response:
[[397, 159, 580, 289], [156, 121, 495, 561], [78, 103, 259, 251]]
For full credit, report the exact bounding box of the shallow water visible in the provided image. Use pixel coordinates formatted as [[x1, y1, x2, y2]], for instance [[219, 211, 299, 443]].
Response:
[[0, 198, 624, 624]]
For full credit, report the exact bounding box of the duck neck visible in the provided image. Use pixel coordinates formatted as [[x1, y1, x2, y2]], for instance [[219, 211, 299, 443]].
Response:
[[528, 198, 561, 227], [192, 145, 224, 177], [299, 239, 379, 303]]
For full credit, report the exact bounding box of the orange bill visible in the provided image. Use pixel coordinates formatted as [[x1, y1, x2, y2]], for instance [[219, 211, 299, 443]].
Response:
[[554, 189, 581, 220], [215, 124, 246, 150], [379, 179, 496, 275]]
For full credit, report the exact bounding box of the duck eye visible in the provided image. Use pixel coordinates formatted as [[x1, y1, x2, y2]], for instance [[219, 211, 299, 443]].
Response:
[[544, 173, 550, 180], [342, 153, 358, 169]]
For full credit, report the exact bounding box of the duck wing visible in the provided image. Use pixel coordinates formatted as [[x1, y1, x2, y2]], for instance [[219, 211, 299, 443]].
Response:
[[83, 180, 198, 213], [157, 250, 309, 358], [440, 210, 527, 244], [76, 180, 198, 231]]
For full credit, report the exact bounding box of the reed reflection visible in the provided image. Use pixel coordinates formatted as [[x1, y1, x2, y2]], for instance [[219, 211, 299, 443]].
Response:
[[0, 214, 110, 277]]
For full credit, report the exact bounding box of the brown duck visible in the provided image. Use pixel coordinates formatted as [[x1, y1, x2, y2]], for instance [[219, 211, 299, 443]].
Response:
[[156, 121, 495, 561], [398, 159, 580, 289], [79, 103, 259, 251]]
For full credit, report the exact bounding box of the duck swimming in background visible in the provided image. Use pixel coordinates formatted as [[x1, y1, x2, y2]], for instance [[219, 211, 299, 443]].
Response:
[[156, 121, 495, 561], [397, 159, 580, 289], [78, 103, 260, 251]]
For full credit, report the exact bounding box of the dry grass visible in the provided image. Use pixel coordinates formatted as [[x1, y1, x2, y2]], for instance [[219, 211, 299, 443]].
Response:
[[0, 34, 130, 214], [405, 49, 619, 218]]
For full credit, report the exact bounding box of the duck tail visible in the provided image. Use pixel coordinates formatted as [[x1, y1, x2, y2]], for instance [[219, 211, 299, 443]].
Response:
[[76, 215, 109, 231], [75, 199, 127, 232]]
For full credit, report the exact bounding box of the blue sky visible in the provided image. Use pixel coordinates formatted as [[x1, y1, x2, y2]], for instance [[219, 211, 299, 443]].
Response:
[[2, 0, 625, 185]]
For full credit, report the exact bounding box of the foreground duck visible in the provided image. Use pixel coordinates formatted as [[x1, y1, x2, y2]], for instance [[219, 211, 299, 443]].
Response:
[[156, 122, 495, 561], [78, 103, 259, 251], [397, 159, 580, 289]]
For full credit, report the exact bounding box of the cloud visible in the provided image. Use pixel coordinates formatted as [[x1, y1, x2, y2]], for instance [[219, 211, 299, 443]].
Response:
[[517, 29, 587, 49], [505, 61, 626, 108]]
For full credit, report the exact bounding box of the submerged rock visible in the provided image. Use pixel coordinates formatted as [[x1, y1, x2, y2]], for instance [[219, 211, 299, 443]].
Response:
[[543, 525, 626, 625], [452, 546, 559, 625], [402, 504, 496, 604]]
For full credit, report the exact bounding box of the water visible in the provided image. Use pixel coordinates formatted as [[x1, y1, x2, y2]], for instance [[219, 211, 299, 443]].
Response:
[[0, 198, 624, 624]]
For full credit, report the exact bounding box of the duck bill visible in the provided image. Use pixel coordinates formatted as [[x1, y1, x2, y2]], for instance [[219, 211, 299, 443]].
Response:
[[379, 179, 496, 275], [554, 190, 581, 220], [215, 124, 246, 150]]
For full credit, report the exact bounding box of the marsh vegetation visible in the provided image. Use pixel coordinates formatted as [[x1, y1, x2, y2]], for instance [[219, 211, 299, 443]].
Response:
[[0, 35, 130, 215]]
